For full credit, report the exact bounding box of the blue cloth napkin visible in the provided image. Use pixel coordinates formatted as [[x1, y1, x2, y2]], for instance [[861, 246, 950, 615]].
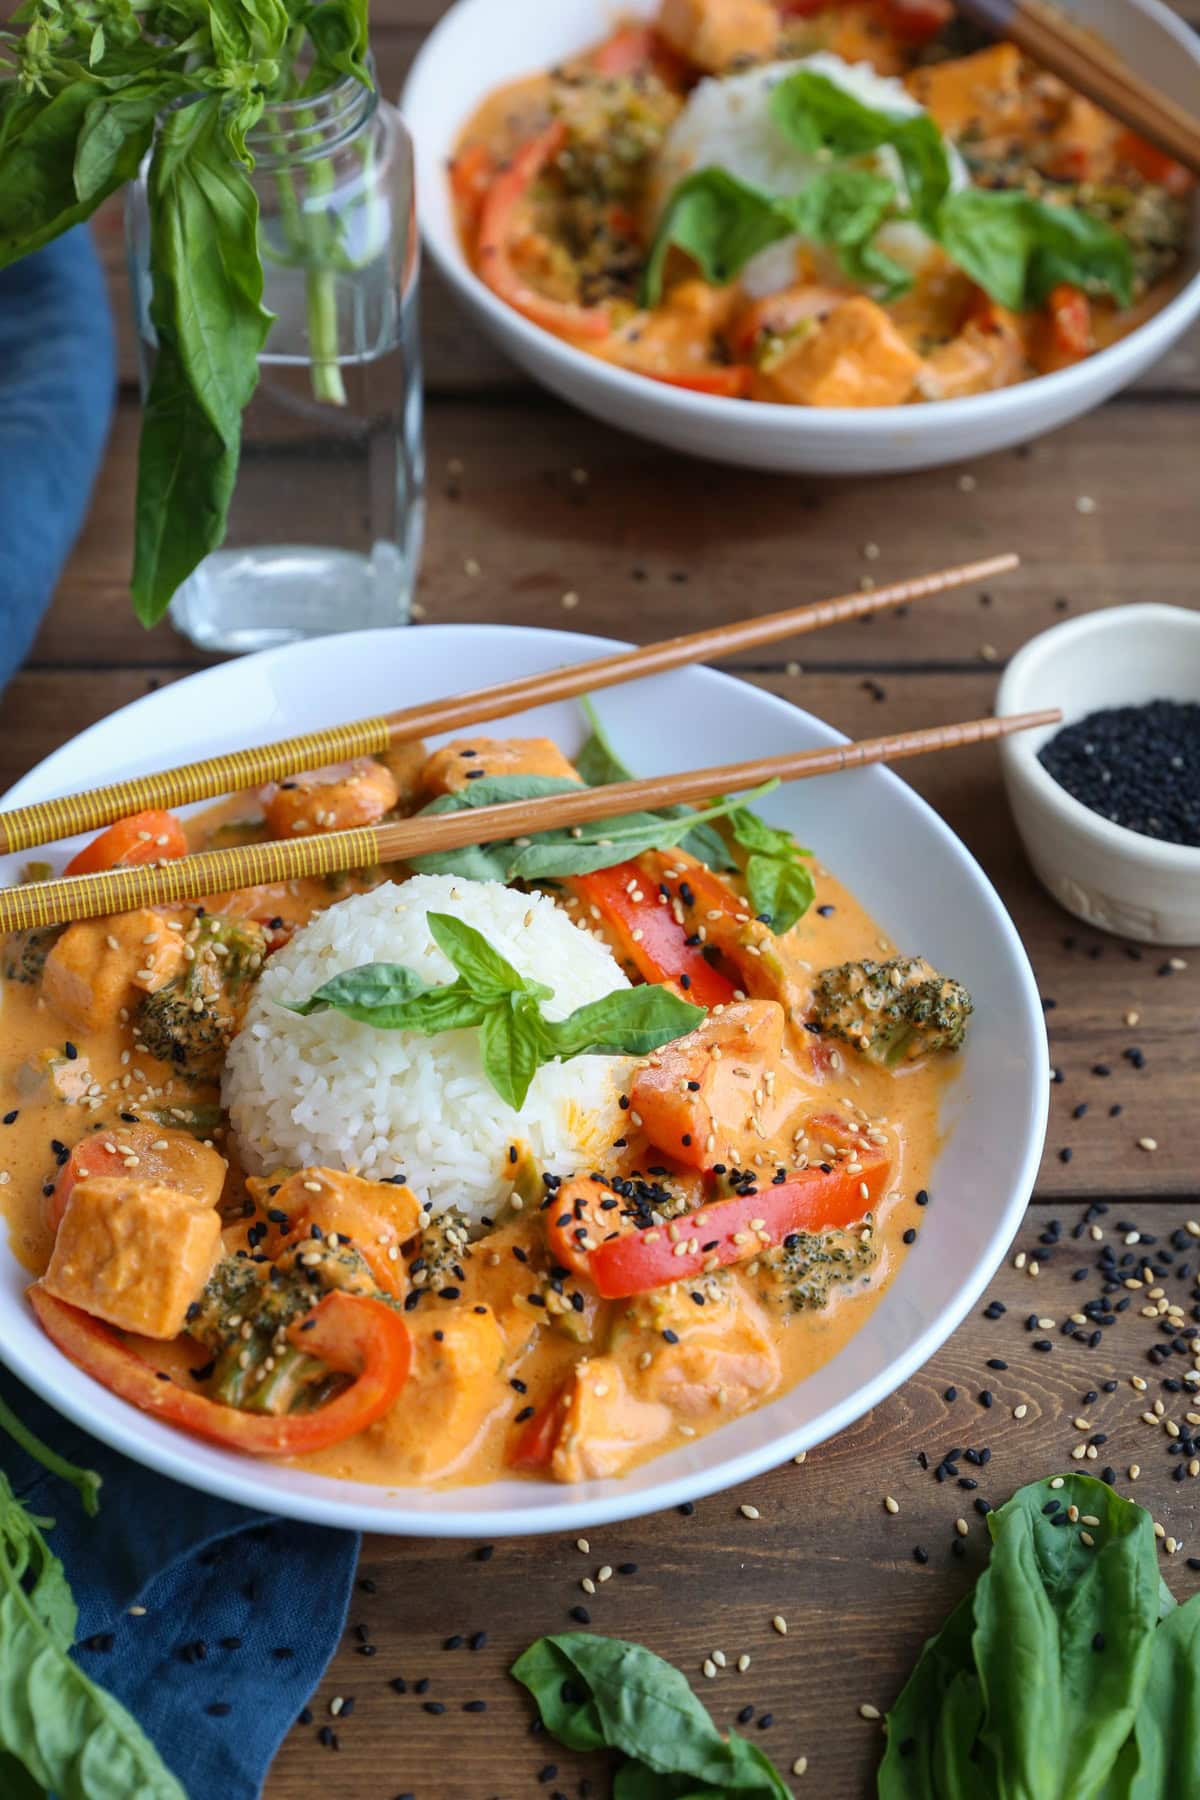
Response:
[[1, 1367, 360, 1798], [0, 226, 117, 690]]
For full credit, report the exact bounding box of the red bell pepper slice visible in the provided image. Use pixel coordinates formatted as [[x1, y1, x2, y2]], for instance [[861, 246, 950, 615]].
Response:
[[65, 809, 188, 877], [476, 124, 612, 341], [643, 365, 753, 398], [29, 1287, 411, 1456], [585, 1149, 891, 1299], [506, 1383, 571, 1470], [1116, 130, 1195, 197], [568, 861, 737, 1007], [878, 0, 954, 42], [1045, 284, 1091, 363]]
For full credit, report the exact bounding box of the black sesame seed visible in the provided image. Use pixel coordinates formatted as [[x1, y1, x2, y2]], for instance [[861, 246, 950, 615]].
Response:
[[570, 1606, 591, 1624]]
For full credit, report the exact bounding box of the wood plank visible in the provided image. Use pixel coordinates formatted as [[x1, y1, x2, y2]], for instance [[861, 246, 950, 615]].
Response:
[[2, 666, 1195, 1202], [264, 1195, 1200, 1800], [35, 393, 1196, 672]]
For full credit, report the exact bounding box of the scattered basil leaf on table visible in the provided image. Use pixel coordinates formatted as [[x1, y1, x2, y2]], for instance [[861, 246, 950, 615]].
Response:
[[879, 1473, 1200, 1799], [511, 1633, 793, 1798], [408, 774, 777, 883], [289, 912, 704, 1109], [0, 1400, 184, 1797]]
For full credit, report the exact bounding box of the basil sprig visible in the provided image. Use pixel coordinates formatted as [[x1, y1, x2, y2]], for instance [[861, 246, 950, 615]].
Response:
[[288, 911, 704, 1109], [0, 1397, 185, 1797], [646, 69, 1133, 312], [408, 771, 777, 885], [512, 1633, 792, 1798], [880, 1472, 1200, 1796], [577, 700, 814, 934]]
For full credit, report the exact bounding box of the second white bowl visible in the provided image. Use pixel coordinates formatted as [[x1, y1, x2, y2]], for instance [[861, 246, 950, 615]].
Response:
[[401, 0, 1200, 475]]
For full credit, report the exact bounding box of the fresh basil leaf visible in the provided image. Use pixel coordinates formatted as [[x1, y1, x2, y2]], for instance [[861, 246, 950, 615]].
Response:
[[512, 1634, 791, 1796], [427, 910, 532, 1000], [545, 985, 704, 1060], [644, 162, 909, 304], [73, 86, 162, 206], [879, 1588, 991, 1798], [576, 699, 734, 870], [0, 1470, 186, 1798], [1102, 1595, 1200, 1799], [410, 775, 776, 882], [972, 1474, 1162, 1797], [478, 995, 548, 1110], [299, 0, 372, 90], [938, 187, 1134, 311], [743, 853, 815, 933], [130, 96, 273, 625], [769, 69, 952, 229], [286, 959, 437, 1019], [643, 165, 795, 305], [0, 79, 155, 267]]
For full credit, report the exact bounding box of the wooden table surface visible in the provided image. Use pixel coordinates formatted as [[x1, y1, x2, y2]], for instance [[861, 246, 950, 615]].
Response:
[[6, 5, 1199, 1791]]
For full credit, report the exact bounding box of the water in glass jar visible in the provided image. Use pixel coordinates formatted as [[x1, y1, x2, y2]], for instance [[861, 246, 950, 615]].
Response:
[[167, 256, 423, 653]]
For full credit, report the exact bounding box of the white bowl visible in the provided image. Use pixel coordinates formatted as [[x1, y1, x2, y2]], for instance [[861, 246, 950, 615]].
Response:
[[0, 625, 1048, 1534], [997, 604, 1200, 944], [401, 0, 1200, 475]]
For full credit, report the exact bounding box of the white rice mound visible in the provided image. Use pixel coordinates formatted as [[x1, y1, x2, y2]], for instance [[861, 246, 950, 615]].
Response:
[[223, 877, 635, 1222], [650, 53, 966, 295]]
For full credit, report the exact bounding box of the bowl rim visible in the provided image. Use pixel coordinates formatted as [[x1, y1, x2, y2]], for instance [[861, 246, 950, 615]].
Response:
[[0, 623, 1049, 1535], [996, 603, 1200, 872], [400, 0, 1200, 439]]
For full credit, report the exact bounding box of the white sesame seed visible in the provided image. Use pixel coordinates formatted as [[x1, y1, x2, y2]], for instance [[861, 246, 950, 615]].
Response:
[[737, 1654, 751, 1673], [1129, 1464, 1140, 1480], [1080, 1531, 1096, 1548], [740, 1504, 760, 1520], [793, 1757, 808, 1776], [576, 1538, 590, 1554], [859, 1703, 881, 1721], [703, 1659, 717, 1679], [1137, 1138, 1158, 1153], [581, 1577, 596, 1595], [957, 473, 977, 493], [772, 1614, 788, 1636], [712, 1650, 726, 1668], [1075, 494, 1097, 514], [1013, 1403, 1028, 1420], [598, 1565, 613, 1583], [793, 1451, 807, 1465], [955, 1518, 968, 1537], [884, 1495, 900, 1515], [561, 591, 579, 610], [1050, 1477, 1064, 1489]]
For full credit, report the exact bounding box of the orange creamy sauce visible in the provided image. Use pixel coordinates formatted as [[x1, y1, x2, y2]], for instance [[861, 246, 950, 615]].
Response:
[[452, 14, 1187, 403], [1, 795, 950, 1490]]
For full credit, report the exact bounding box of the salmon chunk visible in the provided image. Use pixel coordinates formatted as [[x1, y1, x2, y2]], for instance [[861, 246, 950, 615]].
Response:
[[917, 296, 1028, 399], [41, 1177, 221, 1339], [626, 1283, 781, 1418], [420, 736, 582, 798], [551, 1356, 673, 1481], [752, 298, 922, 407], [657, 0, 778, 71], [370, 1306, 508, 1479], [42, 910, 187, 1033], [630, 999, 817, 1169], [249, 1167, 423, 1297], [906, 44, 1025, 141]]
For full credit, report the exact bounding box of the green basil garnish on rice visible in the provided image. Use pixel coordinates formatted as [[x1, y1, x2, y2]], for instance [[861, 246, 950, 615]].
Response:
[[288, 911, 703, 1110]]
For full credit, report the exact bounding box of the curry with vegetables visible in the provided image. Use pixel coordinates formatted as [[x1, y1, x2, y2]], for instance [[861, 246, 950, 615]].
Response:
[[2, 718, 969, 1488], [451, 1, 1192, 406]]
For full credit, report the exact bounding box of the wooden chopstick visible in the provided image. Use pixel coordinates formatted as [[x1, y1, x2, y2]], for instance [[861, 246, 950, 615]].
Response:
[[960, 0, 1200, 174], [0, 708, 1060, 933], [0, 553, 1019, 858]]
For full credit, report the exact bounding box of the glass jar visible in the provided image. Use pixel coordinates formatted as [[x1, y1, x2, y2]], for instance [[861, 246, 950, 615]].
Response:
[[126, 69, 424, 653]]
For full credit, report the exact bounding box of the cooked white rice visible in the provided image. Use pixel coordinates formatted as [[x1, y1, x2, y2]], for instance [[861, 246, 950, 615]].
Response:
[[650, 53, 966, 295], [223, 876, 634, 1222]]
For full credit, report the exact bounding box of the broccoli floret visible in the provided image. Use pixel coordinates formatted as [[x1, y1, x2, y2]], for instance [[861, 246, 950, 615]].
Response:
[[410, 1207, 473, 1292], [760, 1223, 879, 1313], [811, 956, 973, 1065], [136, 914, 267, 1083]]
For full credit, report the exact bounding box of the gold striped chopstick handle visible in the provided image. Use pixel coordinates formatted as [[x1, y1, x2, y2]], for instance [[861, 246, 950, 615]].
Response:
[[0, 717, 393, 856], [0, 827, 383, 932]]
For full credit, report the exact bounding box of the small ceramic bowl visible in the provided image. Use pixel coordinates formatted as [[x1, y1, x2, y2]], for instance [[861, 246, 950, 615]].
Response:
[[996, 605, 1200, 945]]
